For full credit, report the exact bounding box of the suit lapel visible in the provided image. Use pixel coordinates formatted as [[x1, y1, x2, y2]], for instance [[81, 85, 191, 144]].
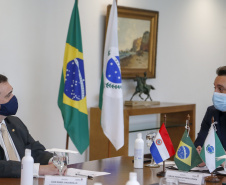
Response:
[[0, 145, 5, 160]]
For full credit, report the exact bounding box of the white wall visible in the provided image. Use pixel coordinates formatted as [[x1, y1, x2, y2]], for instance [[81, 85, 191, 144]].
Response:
[[0, 0, 225, 163]]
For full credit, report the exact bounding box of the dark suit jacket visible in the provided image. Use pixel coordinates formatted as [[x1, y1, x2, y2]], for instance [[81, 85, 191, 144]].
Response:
[[194, 105, 226, 150], [0, 116, 53, 178]]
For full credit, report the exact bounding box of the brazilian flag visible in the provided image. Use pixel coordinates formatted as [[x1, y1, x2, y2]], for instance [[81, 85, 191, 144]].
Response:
[[58, 0, 89, 154], [174, 130, 202, 171]]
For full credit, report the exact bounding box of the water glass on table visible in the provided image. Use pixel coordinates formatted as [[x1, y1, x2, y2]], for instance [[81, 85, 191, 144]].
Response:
[[159, 177, 178, 185], [145, 131, 159, 168], [52, 152, 68, 176]]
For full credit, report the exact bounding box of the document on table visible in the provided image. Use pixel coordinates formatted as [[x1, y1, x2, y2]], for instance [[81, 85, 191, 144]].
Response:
[[66, 168, 111, 178], [159, 161, 175, 165], [190, 166, 209, 171], [168, 165, 210, 172], [217, 170, 226, 175], [45, 148, 78, 154], [167, 165, 226, 175]]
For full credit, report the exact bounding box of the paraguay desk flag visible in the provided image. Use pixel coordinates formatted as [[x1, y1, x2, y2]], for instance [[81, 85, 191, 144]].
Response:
[[200, 123, 225, 173], [174, 130, 202, 171], [150, 123, 175, 164], [98, 0, 124, 150], [58, 0, 89, 154]]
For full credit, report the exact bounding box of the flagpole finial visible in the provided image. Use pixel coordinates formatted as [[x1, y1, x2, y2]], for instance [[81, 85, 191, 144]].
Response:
[[187, 114, 190, 121], [185, 115, 190, 137], [164, 114, 167, 127], [211, 116, 217, 131]]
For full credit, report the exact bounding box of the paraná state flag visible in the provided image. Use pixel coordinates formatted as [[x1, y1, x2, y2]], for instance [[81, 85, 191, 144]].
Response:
[[150, 123, 175, 164], [98, 0, 124, 151], [58, 0, 89, 154], [174, 130, 203, 171], [200, 123, 225, 173]]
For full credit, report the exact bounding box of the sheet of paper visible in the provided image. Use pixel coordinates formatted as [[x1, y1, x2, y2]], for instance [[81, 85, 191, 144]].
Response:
[[216, 155, 226, 159], [66, 168, 111, 178], [170, 165, 210, 172], [159, 161, 175, 165], [45, 148, 78, 154], [217, 170, 226, 175], [190, 166, 209, 171], [168, 164, 226, 175]]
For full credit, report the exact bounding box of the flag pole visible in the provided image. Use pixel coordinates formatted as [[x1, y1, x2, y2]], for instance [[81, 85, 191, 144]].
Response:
[[205, 117, 220, 183], [65, 0, 78, 150], [66, 133, 69, 149], [108, 140, 111, 157], [157, 114, 167, 177]]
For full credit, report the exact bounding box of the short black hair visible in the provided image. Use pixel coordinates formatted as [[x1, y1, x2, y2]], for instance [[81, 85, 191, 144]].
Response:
[[216, 66, 226, 76], [0, 74, 8, 84]]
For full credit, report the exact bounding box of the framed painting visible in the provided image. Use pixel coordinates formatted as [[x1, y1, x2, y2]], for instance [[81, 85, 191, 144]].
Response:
[[106, 5, 159, 78]]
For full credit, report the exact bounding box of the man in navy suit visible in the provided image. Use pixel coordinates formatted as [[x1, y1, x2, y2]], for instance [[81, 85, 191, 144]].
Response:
[[194, 66, 226, 166], [0, 74, 60, 177]]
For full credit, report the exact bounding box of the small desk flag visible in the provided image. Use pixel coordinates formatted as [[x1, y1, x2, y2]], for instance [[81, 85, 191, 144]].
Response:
[[150, 123, 175, 164], [174, 130, 202, 171], [200, 123, 225, 173], [98, 0, 124, 151], [58, 0, 89, 154]]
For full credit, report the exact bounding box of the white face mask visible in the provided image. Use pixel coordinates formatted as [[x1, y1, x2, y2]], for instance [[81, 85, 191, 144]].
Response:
[[212, 92, 226, 112]]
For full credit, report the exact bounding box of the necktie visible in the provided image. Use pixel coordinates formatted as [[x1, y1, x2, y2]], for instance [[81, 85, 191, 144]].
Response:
[[1, 124, 18, 161]]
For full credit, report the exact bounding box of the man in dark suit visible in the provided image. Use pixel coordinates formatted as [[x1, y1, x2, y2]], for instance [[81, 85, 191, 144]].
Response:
[[0, 74, 60, 177], [194, 66, 226, 166]]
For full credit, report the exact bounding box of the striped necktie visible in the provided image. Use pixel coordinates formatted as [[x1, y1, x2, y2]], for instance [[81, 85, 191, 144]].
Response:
[[1, 124, 18, 161]]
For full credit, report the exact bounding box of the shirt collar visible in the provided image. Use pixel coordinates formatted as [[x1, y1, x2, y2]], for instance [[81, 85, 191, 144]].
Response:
[[0, 120, 6, 130]]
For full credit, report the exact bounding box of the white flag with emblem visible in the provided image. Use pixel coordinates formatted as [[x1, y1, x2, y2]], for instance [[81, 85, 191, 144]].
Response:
[[100, 0, 124, 150], [200, 123, 225, 173]]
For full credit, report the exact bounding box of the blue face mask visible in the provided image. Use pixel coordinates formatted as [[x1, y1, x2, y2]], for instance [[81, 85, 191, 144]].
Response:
[[212, 92, 226, 112], [0, 96, 18, 116]]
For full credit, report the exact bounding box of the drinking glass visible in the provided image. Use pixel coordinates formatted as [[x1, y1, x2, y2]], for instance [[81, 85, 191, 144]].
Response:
[[52, 152, 68, 176], [159, 177, 178, 185], [145, 131, 159, 167]]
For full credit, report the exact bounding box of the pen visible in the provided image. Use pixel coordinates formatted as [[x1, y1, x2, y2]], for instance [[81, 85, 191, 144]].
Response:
[[75, 173, 93, 180]]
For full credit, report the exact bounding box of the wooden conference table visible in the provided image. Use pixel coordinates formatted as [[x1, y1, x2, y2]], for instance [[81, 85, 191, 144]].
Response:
[[1, 156, 226, 185]]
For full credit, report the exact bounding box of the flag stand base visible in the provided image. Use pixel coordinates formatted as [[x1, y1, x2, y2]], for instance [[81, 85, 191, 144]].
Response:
[[157, 171, 165, 177], [157, 161, 165, 177], [205, 174, 220, 183]]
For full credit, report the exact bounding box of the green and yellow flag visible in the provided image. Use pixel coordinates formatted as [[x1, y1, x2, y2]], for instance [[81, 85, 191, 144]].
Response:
[[58, 0, 89, 154], [174, 130, 202, 171]]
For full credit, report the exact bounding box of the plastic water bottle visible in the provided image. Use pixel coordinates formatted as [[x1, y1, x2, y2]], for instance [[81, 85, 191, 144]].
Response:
[[125, 172, 140, 185], [134, 133, 144, 168], [21, 149, 34, 185]]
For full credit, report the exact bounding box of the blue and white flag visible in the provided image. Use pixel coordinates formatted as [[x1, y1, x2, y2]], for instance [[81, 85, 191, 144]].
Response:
[[99, 0, 124, 150]]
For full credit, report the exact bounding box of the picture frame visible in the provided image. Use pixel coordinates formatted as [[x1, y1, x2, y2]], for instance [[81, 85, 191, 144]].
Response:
[[106, 5, 159, 79]]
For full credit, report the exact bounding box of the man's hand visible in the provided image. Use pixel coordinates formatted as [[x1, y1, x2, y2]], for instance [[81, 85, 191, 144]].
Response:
[[39, 163, 67, 176], [196, 146, 202, 154], [221, 151, 226, 168], [196, 146, 205, 167]]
